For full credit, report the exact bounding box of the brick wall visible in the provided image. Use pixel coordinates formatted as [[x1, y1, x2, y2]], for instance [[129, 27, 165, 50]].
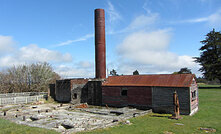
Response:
[[102, 86, 152, 108]]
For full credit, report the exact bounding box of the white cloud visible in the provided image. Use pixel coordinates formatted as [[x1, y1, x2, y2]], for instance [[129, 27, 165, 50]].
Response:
[[118, 30, 171, 66], [112, 57, 201, 77], [0, 35, 94, 78], [0, 44, 72, 68], [170, 9, 221, 27], [127, 14, 159, 31], [108, 6, 200, 76], [208, 9, 221, 27], [103, 4, 202, 76], [77, 61, 93, 68], [108, 13, 159, 35], [0, 35, 15, 53], [0, 55, 20, 67], [118, 29, 170, 53], [106, 1, 121, 23], [54, 34, 94, 47], [55, 63, 94, 78], [180, 17, 209, 23], [116, 30, 199, 75], [142, 0, 152, 14], [105, 1, 122, 34], [19, 44, 72, 62]]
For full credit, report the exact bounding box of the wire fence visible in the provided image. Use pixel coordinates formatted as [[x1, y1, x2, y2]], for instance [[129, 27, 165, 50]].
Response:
[[0, 92, 48, 105]]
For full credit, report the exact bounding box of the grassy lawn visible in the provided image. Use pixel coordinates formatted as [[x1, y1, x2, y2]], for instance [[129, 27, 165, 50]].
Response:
[[0, 119, 58, 134], [0, 86, 220, 134], [198, 83, 221, 88]]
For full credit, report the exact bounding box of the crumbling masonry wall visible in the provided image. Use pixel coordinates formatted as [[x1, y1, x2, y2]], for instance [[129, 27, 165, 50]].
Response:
[[55, 80, 71, 102], [54, 79, 102, 105], [70, 79, 89, 104], [87, 81, 102, 105]]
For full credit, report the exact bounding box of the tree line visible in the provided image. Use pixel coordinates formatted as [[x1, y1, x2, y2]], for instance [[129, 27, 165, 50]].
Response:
[[0, 62, 60, 93]]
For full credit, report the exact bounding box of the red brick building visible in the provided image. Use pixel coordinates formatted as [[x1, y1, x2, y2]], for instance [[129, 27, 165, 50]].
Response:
[[102, 74, 199, 115]]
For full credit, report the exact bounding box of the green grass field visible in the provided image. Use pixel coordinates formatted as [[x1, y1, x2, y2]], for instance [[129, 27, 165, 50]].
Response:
[[0, 86, 221, 134], [0, 119, 58, 134]]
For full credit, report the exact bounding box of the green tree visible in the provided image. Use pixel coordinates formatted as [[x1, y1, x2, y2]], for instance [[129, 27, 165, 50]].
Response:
[[194, 29, 221, 83], [178, 67, 192, 74], [173, 67, 192, 74], [133, 70, 139, 75], [110, 69, 118, 76]]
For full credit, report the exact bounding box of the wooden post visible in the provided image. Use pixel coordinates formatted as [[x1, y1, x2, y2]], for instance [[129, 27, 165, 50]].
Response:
[[171, 91, 182, 119], [106, 104, 109, 109]]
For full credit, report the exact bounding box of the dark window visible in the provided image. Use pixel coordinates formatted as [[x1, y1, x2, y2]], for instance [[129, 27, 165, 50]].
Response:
[[121, 88, 128, 96], [73, 93, 77, 99], [191, 90, 196, 101]]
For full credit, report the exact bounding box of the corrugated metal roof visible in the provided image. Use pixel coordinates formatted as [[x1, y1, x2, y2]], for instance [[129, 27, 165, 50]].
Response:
[[102, 74, 195, 87]]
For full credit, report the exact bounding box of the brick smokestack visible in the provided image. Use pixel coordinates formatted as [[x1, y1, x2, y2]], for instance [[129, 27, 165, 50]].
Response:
[[95, 9, 106, 79]]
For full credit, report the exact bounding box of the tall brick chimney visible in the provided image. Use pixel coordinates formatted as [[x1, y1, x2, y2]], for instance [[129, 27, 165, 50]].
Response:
[[95, 9, 106, 79]]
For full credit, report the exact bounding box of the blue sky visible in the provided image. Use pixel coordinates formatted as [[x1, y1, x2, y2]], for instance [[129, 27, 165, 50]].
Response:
[[0, 0, 221, 78]]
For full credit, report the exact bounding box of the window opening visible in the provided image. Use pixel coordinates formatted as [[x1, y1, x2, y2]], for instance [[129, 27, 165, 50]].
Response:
[[191, 90, 196, 101], [121, 88, 128, 96], [73, 93, 77, 99]]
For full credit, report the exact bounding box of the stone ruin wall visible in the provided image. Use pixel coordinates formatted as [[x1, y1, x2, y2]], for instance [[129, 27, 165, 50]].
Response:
[[54, 79, 102, 106]]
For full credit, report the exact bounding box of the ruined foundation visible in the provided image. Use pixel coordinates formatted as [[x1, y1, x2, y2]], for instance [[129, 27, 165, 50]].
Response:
[[0, 103, 151, 133]]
